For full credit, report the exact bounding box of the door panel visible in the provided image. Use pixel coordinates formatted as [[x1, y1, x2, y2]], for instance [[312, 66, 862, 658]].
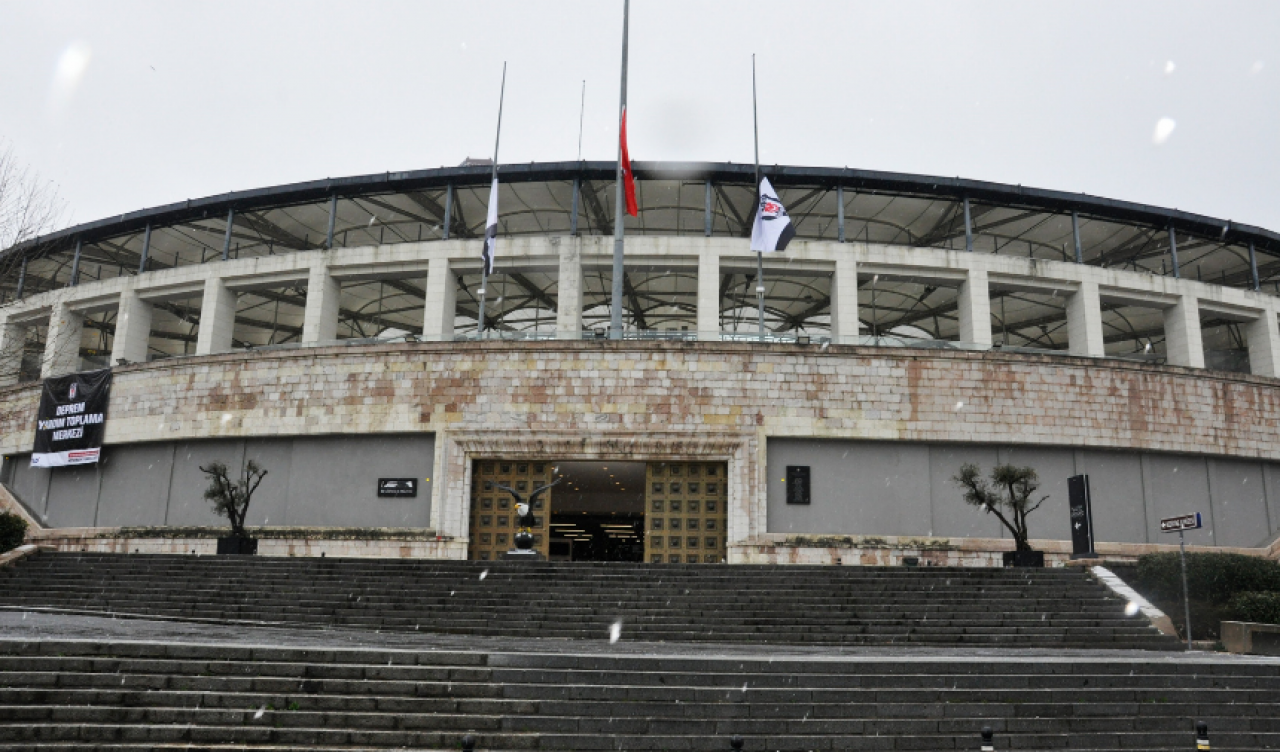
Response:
[[469, 460, 553, 561], [645, 461, 727, 564]]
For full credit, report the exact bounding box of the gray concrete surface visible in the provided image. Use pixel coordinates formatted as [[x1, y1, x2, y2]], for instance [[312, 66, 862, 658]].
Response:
[[767, 438, 1280, 548], [3, 433, 435, 529]]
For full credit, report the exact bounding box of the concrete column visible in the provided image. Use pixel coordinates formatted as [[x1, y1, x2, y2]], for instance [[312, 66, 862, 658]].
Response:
[[111, 289, 153, 365], [0, 316, 26, 387], [301, 263, 339, 345], [697, 248, 720, 340], [422, 256, 457, 341], [957, 268, 992, 347], [1245, 310, 1280, 378], [556, 239, 583, 338], [829, 254, 859, 341], [1066, 279, 1105, 357], [1163, 294, 1204, 368], [195, 278, 236, 355], [42, 301, 84, 377]]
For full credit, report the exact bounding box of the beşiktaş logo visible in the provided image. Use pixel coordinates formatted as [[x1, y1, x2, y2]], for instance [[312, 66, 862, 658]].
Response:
[[759, 193, 787, 222], [69, 382, 77, 400]]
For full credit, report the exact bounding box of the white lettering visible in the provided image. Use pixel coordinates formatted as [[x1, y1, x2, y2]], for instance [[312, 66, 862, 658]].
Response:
[[55, 402, 86, 416], [52, 427, 84, 441]]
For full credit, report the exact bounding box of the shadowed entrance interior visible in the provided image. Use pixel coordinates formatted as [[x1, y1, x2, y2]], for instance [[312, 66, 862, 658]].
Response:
[[549, 462, 645, 562]]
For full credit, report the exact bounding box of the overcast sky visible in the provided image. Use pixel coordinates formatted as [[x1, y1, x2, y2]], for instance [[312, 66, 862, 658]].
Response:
[[2, 1, 1277, 233]]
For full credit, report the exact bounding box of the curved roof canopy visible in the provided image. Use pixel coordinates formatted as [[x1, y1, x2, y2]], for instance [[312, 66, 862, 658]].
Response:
[[2, 161, 1277, 298], [1, 162, 1275, 382]]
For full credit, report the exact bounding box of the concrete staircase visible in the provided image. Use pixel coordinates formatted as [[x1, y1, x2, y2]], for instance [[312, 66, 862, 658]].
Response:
[[0, 552, 1178, 649], [0, 638, 1277, 751]]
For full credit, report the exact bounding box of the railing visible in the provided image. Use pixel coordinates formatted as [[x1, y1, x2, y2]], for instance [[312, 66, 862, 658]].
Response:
[[34, 329, 1254, 381]]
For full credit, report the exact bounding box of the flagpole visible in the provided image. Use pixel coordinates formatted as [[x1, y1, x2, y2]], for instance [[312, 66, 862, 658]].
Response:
[[477, 61, 507, 337], [753, 54, 765, 341], [578, 80, 586, 162], [610, 0, 629, 340]]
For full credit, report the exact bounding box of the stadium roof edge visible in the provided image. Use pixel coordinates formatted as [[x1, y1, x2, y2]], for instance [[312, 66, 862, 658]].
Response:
[[4, 161, 1278, 260]]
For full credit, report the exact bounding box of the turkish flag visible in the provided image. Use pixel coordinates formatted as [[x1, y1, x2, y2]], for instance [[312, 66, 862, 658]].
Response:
[[620, 106, 638, 217]]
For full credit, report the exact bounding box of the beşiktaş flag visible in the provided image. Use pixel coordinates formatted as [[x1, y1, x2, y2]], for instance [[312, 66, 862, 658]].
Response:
[[31, 367, 112, 468], [481, 177, 498, 275], [750, 177, 796, 253]]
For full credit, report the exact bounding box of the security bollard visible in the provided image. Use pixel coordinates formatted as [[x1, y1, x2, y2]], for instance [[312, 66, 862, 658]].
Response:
[[1196, 721, 1209, 750], [729, 735, 745, 750], [462, 733, 476, 752], [981, 726, 994, 752]]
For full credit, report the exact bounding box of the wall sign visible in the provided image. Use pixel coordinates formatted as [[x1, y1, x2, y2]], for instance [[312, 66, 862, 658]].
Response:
[[1160, 512, 1202, 533], [1067, 474, 1095, 557], [31, 368, 112, 468], [785, 465, 811, 505], [378, 478, 418, 498]]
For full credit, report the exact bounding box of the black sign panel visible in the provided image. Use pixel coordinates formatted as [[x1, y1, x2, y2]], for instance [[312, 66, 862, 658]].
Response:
[[378, 478, 418, 498], [1068, 474, 1095, 557], [785, 466, 811, 505], [31, 368, 112, 468]]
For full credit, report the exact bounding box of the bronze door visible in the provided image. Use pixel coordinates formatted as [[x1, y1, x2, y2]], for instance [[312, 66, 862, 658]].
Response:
[[644, 461, 727, 564], [469, 460, 553, 561]]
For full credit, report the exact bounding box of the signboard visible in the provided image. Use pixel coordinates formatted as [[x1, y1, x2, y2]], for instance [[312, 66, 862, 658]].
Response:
[[1067, 474, 1095, 557], [785, 466, 810, 505], [378, 478, 418, 498], [1160, 512, 1202, 533], [30, 368, 112, 468]]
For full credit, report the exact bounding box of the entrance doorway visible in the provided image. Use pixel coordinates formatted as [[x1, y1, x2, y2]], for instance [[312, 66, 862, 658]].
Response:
[[549, 462, 646, 562], [467, 459, 729, 563]]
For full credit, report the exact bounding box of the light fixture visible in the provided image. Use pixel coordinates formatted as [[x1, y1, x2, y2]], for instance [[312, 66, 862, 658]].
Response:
[[797, 335, 811, 345]]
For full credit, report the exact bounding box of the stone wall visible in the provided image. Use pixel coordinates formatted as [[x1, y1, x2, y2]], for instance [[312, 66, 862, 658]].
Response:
[[3, 340, 1280, 557]]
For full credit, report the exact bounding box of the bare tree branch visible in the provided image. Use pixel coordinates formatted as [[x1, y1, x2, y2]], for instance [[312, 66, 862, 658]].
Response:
[[0, 141, 68, 251]]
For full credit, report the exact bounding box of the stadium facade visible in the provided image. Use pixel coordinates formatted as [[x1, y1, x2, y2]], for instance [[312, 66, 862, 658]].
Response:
[[1, 161, 1279, 564]]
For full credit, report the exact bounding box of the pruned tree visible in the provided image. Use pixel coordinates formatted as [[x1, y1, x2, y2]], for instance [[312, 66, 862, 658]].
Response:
[[952, 463, 1048, 553], [200, 460, 268, 538], [0, 141, 68, 251]]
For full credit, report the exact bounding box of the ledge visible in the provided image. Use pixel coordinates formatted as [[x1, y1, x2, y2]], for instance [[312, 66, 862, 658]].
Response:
[[33, 526, 446, 542]]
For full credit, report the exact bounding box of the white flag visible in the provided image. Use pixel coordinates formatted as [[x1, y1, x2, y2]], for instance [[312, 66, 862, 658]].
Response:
[[481, 178, 498, 275], [750, 177, 796, 253]]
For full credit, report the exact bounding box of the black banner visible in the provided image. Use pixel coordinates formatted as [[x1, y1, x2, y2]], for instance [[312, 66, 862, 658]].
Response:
[[31, 368, 112, 468], [1068, 474, 1095, 557]]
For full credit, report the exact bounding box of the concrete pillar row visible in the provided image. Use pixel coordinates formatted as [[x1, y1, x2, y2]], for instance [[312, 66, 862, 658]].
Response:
[[1244, 309, 1280, 378], [422, 256, 457, 341], [1163, 294, 1205, 369], [195, 278, 236, 356], [957, 269, 993, 347], [1066, 280, 1106, 357], [556, 239, 584, 339], [301, 262, 339, 345], [830, 254, 859, 341], [42, 300, 85, 378], [0, 315, 27, 388], [111, 289, 153, 366], [696, 249, 720, 340]]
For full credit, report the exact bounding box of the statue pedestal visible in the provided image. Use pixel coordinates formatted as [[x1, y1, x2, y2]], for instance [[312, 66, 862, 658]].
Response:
[[501, 549, 545, 561]]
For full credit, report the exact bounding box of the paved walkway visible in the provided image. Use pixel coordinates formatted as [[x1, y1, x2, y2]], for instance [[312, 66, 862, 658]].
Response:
[[3, 607, 1278, 665]]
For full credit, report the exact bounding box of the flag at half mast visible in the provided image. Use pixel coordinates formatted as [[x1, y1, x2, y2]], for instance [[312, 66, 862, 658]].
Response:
[[620, 106, 638, 217], [750, 177, 795, 253], [481, 177, 498, 275]]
